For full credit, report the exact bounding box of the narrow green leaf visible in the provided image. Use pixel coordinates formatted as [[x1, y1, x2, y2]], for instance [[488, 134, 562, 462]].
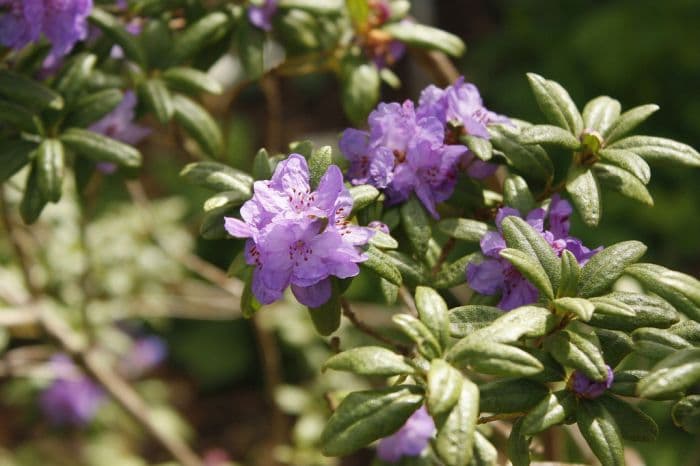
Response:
[[608, 135, 700, 167], [479, 378, 549, 414], [308, 284, 341, 335], [36, 139, 65, 203], [252, 148, 272, 180], [450, 340, 544, 377], [598, 148, 651, 184], [0, 70, 62, 110], [393, 314, 441, 360], [599, 394, 658, 442], [503, 175, 535, 213], [90, 8, 147, 66], [380, 278, 399, 304], [61, 128, 142, 167], [434, 379, 479, 466], [603, 104, 659, 144], [437, 218, 488, 242], [668, 320, 700, 345], [19, 164, 47, 224], [507, 419, 531, 466], [172, 94, 223, 158], [501, 216, 560, 291], [401, 196, 431, 258], [0, 99, 36, 132], [55, 53, 96, 101], [582, 96, 621, 134], [308, 146, 332, 189], [235, 19, 265, 79], [578, 240, 647, 298], [433, 253, 476, 289], [324, 346, 415, 376], [544, 329, 608, 381], [558, 249, 580, 298], [64, 89, 124, 128], [370, 231, 399, 250], [345, 0, 369, 28], [609, 370, 648, 398], [500, 248, 554, 300], [632, 327, 691, 360], [672, 395, 700, 434], [415, 287, 450, 348], [172, 11, 231, 64], [363, 246, 402, 286], [448, 305, 503, 338], [162, 67, 223, 95], [140, 79, 174, 124], [349, 184, 380, 214], [0, 140, 35, 183], [241, 269, 261, 317], [594, 328, 634, 369], [521, 390, 575, 435], [638, 348, 700, 398], [576, 400, 625, 466], [461, 135, 492, 161], [554, 297, 594, 321], [565, 165, 601, 226], [587, 292, 678, 331], [625, 263, 700, 321], [470, 431, 498, 466], [382, 22, 466, 57], [526, 73, 583, 134], [139, 18, 173, 69], [520, 124, 581, 149], [593, 163, 653, 206], [203, 190, 249, 212], [489, 123, 553, 182], [320, 385, 423, 456], [341, 59, 380, 124], [200, 204, 238, 240], [279, 0, 342, 12], [385, 251, 429, 287], [470, 305, 556, 343], [427, 359, 464, 418], [180, 161, 253, 194]]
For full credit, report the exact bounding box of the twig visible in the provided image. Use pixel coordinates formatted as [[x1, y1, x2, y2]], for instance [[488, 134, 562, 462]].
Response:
[[397, 287, 418, 316], [477, 412, 525, 424], [411, 49, 460, 86], [432, 237, 456, 275], [340, 298, 410, 352], [261, 75, 283, 153]]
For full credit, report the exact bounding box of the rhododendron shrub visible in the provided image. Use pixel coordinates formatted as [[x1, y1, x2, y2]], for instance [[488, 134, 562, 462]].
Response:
[[1, 1, 699, 466]]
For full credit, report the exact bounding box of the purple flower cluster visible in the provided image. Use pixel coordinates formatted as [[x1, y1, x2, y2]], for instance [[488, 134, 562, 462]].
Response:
[[569, 366, 614, 399], [247, 0, 278, 31], [0, 0, 92, 62], [339, 78, 507, 217], [377, 406, 435, 463], [467, 195, 601, 310], [224, 154, 373, 307]]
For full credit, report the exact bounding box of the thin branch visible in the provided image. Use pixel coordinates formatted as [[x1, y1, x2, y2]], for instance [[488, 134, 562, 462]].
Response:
[[411, 49, 460, 86], [340, 298, 410, 352], [432, 237, 456, 275], [397, 286, 418, 316], [261, 75, 283, 154]]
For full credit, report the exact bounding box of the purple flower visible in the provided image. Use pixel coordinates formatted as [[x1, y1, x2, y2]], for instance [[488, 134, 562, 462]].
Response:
[[467, 195, 602, 310], [340, 100, 464, 218], [224, 154, 372, 307], [569, 366, 614, 399], [39, 355, 105, 427], [247, 0, 278, 31], [0, 0, 93, 62], [89, 90, 150, 173], [377, 406, 435, 463], [368, 220, 390, 234], [118, 335, 167, 378]]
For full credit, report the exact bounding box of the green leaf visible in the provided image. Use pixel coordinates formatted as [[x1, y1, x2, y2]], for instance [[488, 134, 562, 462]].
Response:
[[241, 269, 262, 317], [36, 139, 65, 203], [341, 59, 380, 124], [60, 128, 142, 167], [89, 8, 147, 67], [180, 161, 253, 194], [461, 135, 492, 161], [433, 254, 475, 289], [324, 346, 415, 376], [415, 287, 450, 348], [638, 348, 700, 398], [470, 305, 556, 343], [526, 73, 583, 134], [437, 218, 488, 242], [172, 11, 232, 64], [450, 340, 544, 377], [345, 0, 369, 28], [321, 386, 423, 456], [565, 165, 601, 226], [139, 79, 174, 124], [672, 395, 700, 434], [382, 22, 466, 57], [55, 53, 97, 101], [64, 89, 124, 128], [470, 431, 498, 466], [598, 394, 658, 442], [593, 328, 634, 368], [235, 19, 265, 79], [0, 99, 36, 132], [380, 278, 399, 304], [607, 136, 700, 167], [507, 419, 531, 466], [308, 146, 332, 189], [576, 400, 625, 466], [349, 184, 380, 214], [544, 329, 608, 381], [200, 204, 238, 240], [449, 305, 503, 338], [434, 380, 479, 466], [603, 104, 659, 144], [172, 94, 223, 158], [385, 251, 429, 287], [593, 163, 653, 206], [479, 378, 549, 414], [587, 292, 678, 331], [393, 314, 441, 360], [401, 196, 431, 258], [578, 240, 647, 298], [370, 231, 399, 250], [489, 123, 553, 182], [625, 263, 700, 321], [19, 164, 47, 224], [363, 246, 402, 286], [554, 297, 594, 321], [500, 248, 554, 300], [252, 148, 272, 180], [162, 67, 223, 95], [597, 148, 651, 184], [427, 359, 464, 418], [609, 370, 648, 398], [582, 96, 621, 134], [501, 216, 560, 291], [503, 175, 535, 213], [632, 327, 691, 360], [558, 249, 580, 298], [308, 284, 341, 335], [520, 124, 581, 150], [139, 18, 173, 69], [279, 0, 342, 12], [0, 70, 63, 111], [521, 390, 575, 435], [668, 320, 700, 345], [203, 190, 250, 212], [0, 139, 35, 183]]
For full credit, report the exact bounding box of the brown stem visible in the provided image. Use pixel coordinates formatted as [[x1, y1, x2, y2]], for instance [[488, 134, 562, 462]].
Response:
[[340, 298, 410, 352], [261, 76, 283, 154], [432, 237, 456, 275], [477, 412, 525, 424], [411, 49, 460, 86]]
